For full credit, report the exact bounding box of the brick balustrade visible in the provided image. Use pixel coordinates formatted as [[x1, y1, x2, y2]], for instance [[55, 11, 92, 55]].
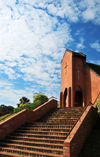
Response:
[[63, 95, 99, 157], [0, 99, 57, 141]]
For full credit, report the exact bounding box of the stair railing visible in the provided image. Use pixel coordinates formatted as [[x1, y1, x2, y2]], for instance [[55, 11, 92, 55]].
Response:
[[66, 92, 100, 138], [0, 96, 57, 122]]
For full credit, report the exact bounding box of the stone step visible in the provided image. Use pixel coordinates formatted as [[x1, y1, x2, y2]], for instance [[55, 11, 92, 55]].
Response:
[[46, 117, 78, 120], [47, 111, 82, 114], [23, 123, 73, 128], [14, 129, 69, 136], [29, 122, 75, 125], [0, 147, 62, 157], [10, 133, 66, 140], [18, 127, 71, 132], [41, 113, 81, 119], [0, 144, 63, 155], [0, 107, 84, 157], [43, 119, 76, 123], [0, 140, 63, 149], [0, 151, 27, 157], [4, 135, 65, 144]]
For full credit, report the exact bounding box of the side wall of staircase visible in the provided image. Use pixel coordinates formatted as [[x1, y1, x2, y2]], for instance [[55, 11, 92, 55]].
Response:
[[63, 96, 99, 157], [0, 99, 57, 141]]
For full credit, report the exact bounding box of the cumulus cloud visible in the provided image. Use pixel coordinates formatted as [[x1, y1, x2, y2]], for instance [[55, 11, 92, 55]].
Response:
[[90, 41, 100, 52], [78, 0, 100, 24], [47, 0, 80, 22], [76, 37, 85, 49], [0, 0, 100, 106]]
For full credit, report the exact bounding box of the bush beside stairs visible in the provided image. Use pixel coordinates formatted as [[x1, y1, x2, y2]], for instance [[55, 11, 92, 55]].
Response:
[[0, 107, 83, 157]]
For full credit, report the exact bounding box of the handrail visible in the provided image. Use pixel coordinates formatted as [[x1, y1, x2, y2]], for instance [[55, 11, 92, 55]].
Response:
[[66, 92, 100, 138], [0, 100, 47, 122], [0, 97, 58, 122]]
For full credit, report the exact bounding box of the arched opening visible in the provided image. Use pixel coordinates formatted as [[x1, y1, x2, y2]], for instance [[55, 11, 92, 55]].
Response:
[[75, 86, 83, 107], [64, 88, 67, 107]]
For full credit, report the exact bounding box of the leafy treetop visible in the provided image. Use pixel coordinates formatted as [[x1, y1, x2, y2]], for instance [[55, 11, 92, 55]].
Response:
[[19, 97, 30, 104], [33, 92, 48, 103]]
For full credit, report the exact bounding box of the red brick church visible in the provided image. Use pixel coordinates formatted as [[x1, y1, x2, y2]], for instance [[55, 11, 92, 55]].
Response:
[[59, 49, 100, 108]]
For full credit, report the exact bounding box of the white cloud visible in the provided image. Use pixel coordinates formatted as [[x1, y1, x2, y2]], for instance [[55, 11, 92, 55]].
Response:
[[0, 1, 73, 86], [47, 0, 79, 22], [0, 80, 13, 87], [82, 9, 95, 21], [0, 87, 34, 107], [90, 41, 100, 52], [0, 0, 100, 106], [90, 60, 100, 65], [75, 28, 84, 36], [76, 37, 85, 49], [78, 0, 100, 24]]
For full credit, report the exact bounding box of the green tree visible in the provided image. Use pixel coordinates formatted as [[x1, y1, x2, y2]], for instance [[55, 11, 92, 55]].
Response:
[[7, 106, 14, 113], [33, 92, 48, 103], [17, 103, 20, 107], [0, 104, 8, 112], [19, 97, 30, 104], [0, 105, 14, 113]]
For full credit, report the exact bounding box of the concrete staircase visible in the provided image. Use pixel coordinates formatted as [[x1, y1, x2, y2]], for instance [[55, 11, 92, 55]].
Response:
[[0, 107, 83, 157]]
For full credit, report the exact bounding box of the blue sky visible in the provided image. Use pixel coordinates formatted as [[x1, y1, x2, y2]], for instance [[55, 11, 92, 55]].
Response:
[[0, 0, 100, 107]]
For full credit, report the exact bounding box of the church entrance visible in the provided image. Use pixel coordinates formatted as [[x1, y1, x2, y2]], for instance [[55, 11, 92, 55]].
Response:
[[75, 87, 83, 106], [64, 88, 67, 107]]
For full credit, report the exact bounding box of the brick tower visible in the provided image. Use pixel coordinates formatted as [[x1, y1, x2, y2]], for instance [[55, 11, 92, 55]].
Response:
[[59, 49, 100, 108]]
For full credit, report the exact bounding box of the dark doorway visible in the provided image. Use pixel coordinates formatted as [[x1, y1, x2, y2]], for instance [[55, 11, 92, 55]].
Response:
[[64, 88, 67, 107], [75, 87, 83, 106]]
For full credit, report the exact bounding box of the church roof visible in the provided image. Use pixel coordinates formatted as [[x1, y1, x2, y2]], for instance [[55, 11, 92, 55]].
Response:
[[61, 49, 86, 62], [74, 52, 86, 58], [86, 63, 100, 77]]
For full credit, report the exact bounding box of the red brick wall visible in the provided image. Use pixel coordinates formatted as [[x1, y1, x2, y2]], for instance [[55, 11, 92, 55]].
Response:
[[0, 99, 57, 141], [60, 50, 87, 107], [27, 99, 57, 122], [61, 50, 73, 93], [85, 67, 100, 105], [60, 50, 100, 108], [63, 98, 99, 157], [0, 109, 28, 141], [73, 56, 86, 107], [61, 50, 73, 107]]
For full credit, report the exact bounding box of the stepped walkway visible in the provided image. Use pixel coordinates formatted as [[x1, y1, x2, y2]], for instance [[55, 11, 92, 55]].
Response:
[[0, 107, 83, 157], [78, 116, 100, 157]]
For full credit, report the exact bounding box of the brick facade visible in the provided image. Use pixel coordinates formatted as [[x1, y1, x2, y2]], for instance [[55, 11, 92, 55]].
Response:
[[59, 49, 100, 108]]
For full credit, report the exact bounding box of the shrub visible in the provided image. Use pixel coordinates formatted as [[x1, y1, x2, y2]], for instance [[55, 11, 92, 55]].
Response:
[[33, 93, 48, 103], [97, 96, 100, 115], [14, 100, 43, 113]]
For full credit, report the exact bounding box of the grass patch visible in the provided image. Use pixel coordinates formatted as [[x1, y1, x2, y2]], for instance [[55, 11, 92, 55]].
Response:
[[97, 96, 100, 115], [0, 113, 16, 123], [0, 100, 46, 123]]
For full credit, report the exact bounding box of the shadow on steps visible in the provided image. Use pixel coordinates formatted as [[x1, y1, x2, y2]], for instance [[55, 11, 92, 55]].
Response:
[[78, 116, 100, 157]]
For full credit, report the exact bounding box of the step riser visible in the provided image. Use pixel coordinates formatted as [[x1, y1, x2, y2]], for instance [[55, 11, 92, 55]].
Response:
[[10, 134, 66, 140], [18, 128, 71, 132], [15, 130, 68, 136], [0, 147, 63, 155], [1, 142, 63, 149], [4, 138, 64, 144]]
